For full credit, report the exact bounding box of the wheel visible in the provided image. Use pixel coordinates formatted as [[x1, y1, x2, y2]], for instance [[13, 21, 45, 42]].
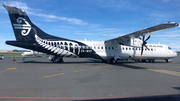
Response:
[[141, 59, 146, 62], [110, 58, 117, 64], [149, 59, 154, 62], [102, 59, 107, 63], [165, 59, 168, 63], [58, 58, 64, 63]]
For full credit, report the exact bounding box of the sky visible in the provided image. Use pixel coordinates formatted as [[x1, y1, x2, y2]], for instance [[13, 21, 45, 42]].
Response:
[[0, 0, 180, 50]]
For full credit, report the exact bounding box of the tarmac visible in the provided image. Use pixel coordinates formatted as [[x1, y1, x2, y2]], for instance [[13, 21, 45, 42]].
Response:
[[0, 54, 180, 101]]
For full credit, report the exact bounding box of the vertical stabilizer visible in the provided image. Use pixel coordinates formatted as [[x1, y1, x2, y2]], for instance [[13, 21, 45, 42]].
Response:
[[3, 5, 36, 42]]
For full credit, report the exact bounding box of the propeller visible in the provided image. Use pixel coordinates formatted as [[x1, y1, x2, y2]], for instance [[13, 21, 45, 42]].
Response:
[[140, 35, 150, 57]]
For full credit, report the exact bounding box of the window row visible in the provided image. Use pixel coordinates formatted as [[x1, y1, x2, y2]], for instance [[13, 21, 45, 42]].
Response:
[[41, 40, 154, 51]]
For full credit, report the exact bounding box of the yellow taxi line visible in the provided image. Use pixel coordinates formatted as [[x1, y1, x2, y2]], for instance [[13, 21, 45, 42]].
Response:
[[0, 67, 17, 73], [92, 67, 101, 69], [73, 69, 86, 73], [148, 69, 180, 77], [172, 66, 180, 68], [44, 73, 65, 78]]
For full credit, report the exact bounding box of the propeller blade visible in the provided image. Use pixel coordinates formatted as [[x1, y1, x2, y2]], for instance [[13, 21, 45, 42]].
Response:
[[143, 35, 145, 41], [145, 35, 151, 42], [140, 45, 144, 57], [144, 45, 150, 50]]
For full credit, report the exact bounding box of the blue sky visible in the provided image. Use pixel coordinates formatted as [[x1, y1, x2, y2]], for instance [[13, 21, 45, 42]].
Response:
[[0, 0, 180, 50]]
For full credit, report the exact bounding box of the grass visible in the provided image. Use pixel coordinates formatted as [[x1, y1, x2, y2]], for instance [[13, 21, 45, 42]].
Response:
[[0, 52, 23, 54]]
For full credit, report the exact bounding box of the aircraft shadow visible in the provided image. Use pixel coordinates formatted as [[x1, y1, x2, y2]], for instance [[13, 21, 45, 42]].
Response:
[[21, 59, 168, 68], [114, 63, 147, 69], [74, 94, 180, 101], [21, 60, 102, 64], [173, 87, 180, 92]]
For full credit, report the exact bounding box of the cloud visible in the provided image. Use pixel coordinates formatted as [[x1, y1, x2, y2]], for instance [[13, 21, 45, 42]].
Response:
[[95, 0, 139, 12], [153, 34, 180, 37], [28, 12, 88, 25], [3, 1, 29, 11], [75, 32, 93, 35], [2, 1, 88, 25]]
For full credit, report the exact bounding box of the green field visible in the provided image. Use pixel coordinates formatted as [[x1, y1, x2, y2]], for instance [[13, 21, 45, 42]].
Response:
[[0, 52, 22, 55]]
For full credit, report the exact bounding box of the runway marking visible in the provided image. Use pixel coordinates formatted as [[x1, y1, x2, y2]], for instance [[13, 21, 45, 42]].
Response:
[[104, 65, 111, 67], [0, 67, 17, 73], [73, 69, 86, 73], [92, 67, 101, 69], [14, 62, 18, 64], [44, 73, 65, 78], [148, 69, 180, 77], [172, 66, 180, 68]]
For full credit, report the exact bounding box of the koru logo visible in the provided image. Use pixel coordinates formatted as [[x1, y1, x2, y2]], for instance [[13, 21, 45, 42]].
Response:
[[13, 17, 31, 36]]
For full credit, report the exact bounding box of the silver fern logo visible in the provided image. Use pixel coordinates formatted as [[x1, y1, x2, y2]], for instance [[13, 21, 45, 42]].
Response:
[[13, 17, 31, 36]]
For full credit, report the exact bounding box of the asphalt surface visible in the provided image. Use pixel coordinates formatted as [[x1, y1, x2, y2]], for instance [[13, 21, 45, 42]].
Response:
[[0, 54, 180, 101]]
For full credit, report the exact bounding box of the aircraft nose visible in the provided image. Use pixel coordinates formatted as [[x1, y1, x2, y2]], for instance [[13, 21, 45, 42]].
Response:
[[175, 52, 177, 56], [173, 51, 177, 57]]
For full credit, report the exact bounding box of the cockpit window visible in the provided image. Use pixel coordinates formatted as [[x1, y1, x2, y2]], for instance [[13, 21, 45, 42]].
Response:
[[168, 47, 172, 50]]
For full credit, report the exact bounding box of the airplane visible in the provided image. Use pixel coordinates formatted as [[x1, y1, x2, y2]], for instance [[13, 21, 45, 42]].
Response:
[[3, 5, 178, 64], [22, 50, 48, 57]]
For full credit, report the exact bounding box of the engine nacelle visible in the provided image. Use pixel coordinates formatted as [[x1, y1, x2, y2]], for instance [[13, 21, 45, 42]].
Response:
[[125, 37, 143, 47]]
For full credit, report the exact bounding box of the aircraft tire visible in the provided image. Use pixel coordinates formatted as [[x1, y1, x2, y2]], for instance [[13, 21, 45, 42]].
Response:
[[110, 58, 117, 64], [58, 58, 64, 63], [165, 59, 168, 63], [102, 59, 107, 63]]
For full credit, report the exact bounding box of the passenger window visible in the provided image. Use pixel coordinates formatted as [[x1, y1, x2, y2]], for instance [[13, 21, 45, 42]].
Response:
[[112, 47, 114, 50], [94, 46, 96, 49], [98, 47, 100, 49], [61, 46, 64, 49], [101, 47, 103, 49], [105, 47, 107, 49], [129, 48, 131, 50], [54, 42, 56, 47], [126, 48, 128, 50], [122, 47, 124, 50], [109, 47, 110, 49], [151, 49, 153, 51]]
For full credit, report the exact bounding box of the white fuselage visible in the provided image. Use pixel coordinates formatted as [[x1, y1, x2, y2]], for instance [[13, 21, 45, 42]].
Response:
[[80, 41, 177, 60]]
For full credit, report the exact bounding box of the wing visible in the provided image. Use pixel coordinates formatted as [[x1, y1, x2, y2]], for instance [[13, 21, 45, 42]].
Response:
[[105, 22, 179, 46]]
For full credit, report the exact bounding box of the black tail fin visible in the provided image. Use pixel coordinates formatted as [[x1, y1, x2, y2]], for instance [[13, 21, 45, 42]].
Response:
[[3, 5, 37, 42], [4, 5, 68, 43], [3, 5, 59, 42]]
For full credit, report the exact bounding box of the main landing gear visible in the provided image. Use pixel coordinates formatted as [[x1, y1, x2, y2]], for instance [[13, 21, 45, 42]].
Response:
[[110, 58, 117, 64], [165, 59, 171, 63], [49, 55, 64, 63], [102, 58, 117, 64]]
